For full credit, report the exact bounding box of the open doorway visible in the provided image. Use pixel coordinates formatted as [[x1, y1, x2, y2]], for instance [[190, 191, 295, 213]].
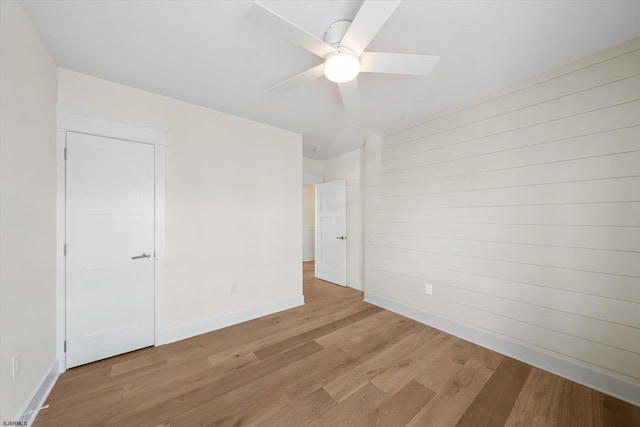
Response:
[[303, 183, 315, 262]]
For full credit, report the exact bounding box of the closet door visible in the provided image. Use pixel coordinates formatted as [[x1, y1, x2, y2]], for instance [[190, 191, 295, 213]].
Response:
[[66, 132, 155, 368], [315, 180, 347, 286]]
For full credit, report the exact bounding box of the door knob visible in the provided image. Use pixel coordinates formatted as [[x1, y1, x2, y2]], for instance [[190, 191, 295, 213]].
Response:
[[335, 236, 347, 240], [132, 252, 151, 260]]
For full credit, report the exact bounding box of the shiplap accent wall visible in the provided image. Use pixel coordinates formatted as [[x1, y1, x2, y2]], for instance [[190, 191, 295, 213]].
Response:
[[365, 37, 640, 402]]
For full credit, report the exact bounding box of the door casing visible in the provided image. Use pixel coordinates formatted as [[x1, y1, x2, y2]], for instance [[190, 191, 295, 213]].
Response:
[[56, 105, 168, 372]]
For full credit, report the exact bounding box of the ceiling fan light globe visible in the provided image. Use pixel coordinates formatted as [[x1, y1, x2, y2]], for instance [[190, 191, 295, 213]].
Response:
[[324, 51, 360, 83]]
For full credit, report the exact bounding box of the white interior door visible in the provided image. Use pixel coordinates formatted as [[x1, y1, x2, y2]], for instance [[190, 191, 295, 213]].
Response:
[[315, 180, 347, 286], [66, 132, 155, 368]]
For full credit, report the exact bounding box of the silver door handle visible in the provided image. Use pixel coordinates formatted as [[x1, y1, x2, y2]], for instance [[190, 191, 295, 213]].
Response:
[[335, 236, 346, 240], [132, 252, 151, 260]]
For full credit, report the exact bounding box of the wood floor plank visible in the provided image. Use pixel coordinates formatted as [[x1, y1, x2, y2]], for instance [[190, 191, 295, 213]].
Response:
[[33, 261, 640, 427], [105, 356, 217, 409], [257, 387, 337, 426], [174, 382, 292, 427], [307, 382, 388, 427], [456, 357, 532, 426], [110, 351, 167, 377], [207, 349, 258, 376], [356, 380, 436, 427], [280, 340, 383, 402], [504, 368, 564, 426], [370, 331, 450, 394], [601, 394, 640, 426], [412, 337, 474, 392], [323, 332, 425, 402], [554, 379, 601, 427], [253, 305, 383, 360], [315, 309, 399, 348], [406, 357, 497, 426]]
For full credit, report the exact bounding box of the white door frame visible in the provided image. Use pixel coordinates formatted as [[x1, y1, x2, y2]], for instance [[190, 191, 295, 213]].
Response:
[[56, 105, 168, 372]]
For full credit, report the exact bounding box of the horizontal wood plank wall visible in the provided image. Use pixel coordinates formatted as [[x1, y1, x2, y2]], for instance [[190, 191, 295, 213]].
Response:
[[365, 37, 640, 401]]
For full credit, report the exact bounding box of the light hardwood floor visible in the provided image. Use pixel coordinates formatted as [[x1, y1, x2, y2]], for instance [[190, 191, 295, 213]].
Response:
[[34, 262, 639, 426]]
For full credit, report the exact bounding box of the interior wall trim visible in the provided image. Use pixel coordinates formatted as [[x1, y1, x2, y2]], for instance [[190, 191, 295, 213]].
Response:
[[18, 359, 59, 426], [165, 295, 305, 344], [347, 279, 363, 291], [56, 104, 168, 144]]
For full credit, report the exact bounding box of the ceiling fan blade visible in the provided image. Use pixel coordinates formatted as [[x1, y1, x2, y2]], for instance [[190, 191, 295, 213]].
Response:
[[269, 63, 325, 92], [360, 52, 440, 75], [248, 2, 336, 58], [340, 0, 401, 56], [338, 80, 360, 111]]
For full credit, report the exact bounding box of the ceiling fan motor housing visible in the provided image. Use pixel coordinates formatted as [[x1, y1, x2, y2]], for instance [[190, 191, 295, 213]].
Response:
[[323, 20, 352, 47]]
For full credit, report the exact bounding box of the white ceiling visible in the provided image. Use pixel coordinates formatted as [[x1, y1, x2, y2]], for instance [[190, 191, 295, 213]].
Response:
[[20, 0, 640, 160]]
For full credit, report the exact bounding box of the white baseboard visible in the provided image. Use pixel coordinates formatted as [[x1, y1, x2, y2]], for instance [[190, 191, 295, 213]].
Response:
[[347, 279, 363, 291], [364, 291, 640, 407], [165, 295, 305, 344], [18, 359, 59, 426], [303, 255, 315, 262]]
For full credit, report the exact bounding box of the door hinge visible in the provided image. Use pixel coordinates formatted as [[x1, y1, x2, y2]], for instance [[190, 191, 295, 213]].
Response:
[[64, 147, 67, 160], [64, 244, 67, 256], [64, 341, 67, 352]]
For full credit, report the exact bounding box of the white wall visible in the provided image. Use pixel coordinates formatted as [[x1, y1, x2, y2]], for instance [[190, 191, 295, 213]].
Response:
[[365, 37, 640, 404], [0, 1, 58, 421], [303, 157, 324, 176], [57, 69, 303, 336], [324, 149, 364, 289]]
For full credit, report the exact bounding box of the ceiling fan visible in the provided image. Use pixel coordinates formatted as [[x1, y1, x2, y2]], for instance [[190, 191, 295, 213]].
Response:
[[248, 0, 440, 110]]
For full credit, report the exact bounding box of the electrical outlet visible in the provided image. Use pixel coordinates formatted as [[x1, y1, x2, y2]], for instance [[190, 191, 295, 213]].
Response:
[[12, 354, 21, 379], [425, 283, 433, 295], [230, 282, 238, 294]]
